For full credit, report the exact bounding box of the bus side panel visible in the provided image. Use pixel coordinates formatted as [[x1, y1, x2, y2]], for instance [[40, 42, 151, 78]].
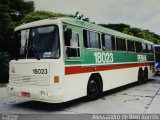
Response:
[[63, 73, 90, 101], [148, 65, 155, 78], [101, 67, 138, 91], [63, 63, 154, 102], [63, 23, 87, 101]]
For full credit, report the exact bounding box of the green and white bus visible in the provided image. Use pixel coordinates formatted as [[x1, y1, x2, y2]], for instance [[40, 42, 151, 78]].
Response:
[[7, 17, 155, 103]]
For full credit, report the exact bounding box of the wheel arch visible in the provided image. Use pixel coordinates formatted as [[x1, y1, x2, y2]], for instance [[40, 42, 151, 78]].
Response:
[[88, 73, 103, 92]]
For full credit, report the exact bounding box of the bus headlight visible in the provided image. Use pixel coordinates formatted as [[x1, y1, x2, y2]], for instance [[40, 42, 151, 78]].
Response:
[[47, 91, 52, 98], [7, 86, 14, 93], [40, 91, 45, 98]]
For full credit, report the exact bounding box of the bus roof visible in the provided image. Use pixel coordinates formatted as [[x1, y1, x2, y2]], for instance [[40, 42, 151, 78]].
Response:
[[15, 17, 153, 45], [154, 45, 160, 47], [14, 18, 61, 31]]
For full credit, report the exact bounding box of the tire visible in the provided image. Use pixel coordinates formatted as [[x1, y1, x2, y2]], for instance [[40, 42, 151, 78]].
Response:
[[143, 67, 148, 82], [138, 68, 144, 84], [87, 75, 102, 100]]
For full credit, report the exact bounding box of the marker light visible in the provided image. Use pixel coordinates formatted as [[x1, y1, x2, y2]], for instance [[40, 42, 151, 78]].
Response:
[[53, 76, 59, 83]]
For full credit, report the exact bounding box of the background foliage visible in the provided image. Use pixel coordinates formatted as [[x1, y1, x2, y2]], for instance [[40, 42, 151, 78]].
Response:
[[21, 11, 72, 24], [100, 23, 160, 44], [0, 0, 35, 82], [0, 52, 10, 83]]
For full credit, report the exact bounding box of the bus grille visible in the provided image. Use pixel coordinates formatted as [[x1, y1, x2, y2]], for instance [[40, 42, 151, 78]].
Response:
[[10, 74, 50, 86]]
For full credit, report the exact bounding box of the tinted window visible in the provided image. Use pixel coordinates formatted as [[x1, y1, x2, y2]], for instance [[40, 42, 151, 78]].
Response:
[[142, 43, 148, 53], [155, 46, 160, 62], [83, 30, 100, 49], [102, 34, 115, 50], [148, 45, 153, 54], [116, 37, 126, 51], [65, 32, 80, 57], [135, 42, 142, 52], [127, 40, 135, 52], [16, 25, 60, 59]]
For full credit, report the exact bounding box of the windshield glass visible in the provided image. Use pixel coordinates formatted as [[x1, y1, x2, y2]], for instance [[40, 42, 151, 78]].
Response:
[[15, 25, 60, 59]]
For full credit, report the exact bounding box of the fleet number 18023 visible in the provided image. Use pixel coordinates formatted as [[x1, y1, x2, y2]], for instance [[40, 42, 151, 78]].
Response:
[[33, 69, 48, 74], [94, 52, 114, 64]]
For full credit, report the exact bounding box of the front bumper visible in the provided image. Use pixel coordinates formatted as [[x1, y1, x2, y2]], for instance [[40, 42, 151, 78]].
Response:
[[7, 85, 64, 103]]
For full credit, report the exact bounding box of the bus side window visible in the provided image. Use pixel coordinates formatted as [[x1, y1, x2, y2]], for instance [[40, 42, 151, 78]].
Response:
[[145, 44, 148, 53], [148, 44, 153, 54], [142, 43, 148, 53], [116, 37, 126, 51], [65, 32, 80, 58], [135, 42, 142, 53], [102, 34, 115, 51], [83, 30, 100, 49], [127, 40, 135, 52]]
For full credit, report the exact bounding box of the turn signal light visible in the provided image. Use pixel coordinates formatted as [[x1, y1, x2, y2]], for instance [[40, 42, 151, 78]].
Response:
[[54, 76, 59, 83]]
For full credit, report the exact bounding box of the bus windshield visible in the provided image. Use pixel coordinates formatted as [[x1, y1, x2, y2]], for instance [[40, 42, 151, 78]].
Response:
[[15, 25, 60, 59]]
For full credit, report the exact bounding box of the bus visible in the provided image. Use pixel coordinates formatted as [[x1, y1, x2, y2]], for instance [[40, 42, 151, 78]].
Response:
[[7, 17, 155, 103], [154, 45, 160, 75]]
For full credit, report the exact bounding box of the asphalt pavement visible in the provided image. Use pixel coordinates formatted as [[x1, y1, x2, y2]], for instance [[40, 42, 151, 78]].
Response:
[[0, 77, 160, 119]]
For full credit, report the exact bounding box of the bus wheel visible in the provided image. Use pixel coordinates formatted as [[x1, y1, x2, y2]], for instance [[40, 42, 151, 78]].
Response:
[[138, 68, 144, 84], [144, 67, 148, 82], [87, 75, 102, 100]]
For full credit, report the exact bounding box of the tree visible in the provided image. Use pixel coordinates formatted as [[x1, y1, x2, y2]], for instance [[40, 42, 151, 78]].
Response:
[[100, 23, 130, 32], [0, 4, 15, 52], [0, 0, 34, 83], [1, 0, 34, 23], [122, 27, 133, 35], [0, 52, 10, 83], [99, 23, 160, 43], [138, 30, 153, 40], [0, 0, 34, 52], [21, 11, 72, 24]]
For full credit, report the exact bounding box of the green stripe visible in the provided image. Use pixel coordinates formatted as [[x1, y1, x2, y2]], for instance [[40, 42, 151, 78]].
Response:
[[65, 50, 154, 65]]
